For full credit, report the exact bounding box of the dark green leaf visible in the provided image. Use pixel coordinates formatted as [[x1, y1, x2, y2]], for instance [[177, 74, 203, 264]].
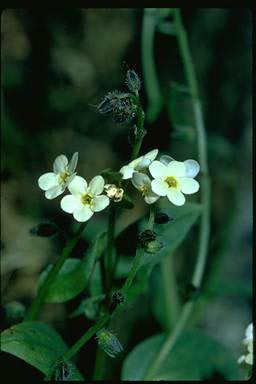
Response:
[[38, 232, 107, 303], [1, 322, 83, 380], [122, 329, 241, 380]]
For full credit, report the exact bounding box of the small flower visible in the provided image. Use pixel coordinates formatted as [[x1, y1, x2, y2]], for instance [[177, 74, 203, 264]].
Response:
[[149, 159, 200, 206], [38, 153, 78, 199], [131, 172, 159, 204], [238, 323, 253, 366], [120, 149, 158, 180], [60, 175, 110, 222], [96, 329, 123, 358], [104, 184, 124, 202]]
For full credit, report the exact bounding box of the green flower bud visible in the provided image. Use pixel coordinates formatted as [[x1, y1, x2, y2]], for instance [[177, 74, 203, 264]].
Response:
[[144, 240, 164, 254], [4, 301, 26, 323], [126, 69, 141, 93], [96, 329, 123, 358]]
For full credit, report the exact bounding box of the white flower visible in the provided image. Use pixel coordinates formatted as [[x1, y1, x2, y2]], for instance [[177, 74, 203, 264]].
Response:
[[160, 155, 200, 178], [238, 323, 253, 366], [149, 159, 200, 206], [120, 149, 158, 180], [60, 175, 110, 222], [38, 153, 78, 199], [131, 172, 159, 204]]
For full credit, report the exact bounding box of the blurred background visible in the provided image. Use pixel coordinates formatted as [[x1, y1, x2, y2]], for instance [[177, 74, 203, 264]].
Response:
[[1, 8, 252, 380]]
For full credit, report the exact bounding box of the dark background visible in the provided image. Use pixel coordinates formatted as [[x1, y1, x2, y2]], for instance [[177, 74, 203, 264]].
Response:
[[1, 8, 252, 380]]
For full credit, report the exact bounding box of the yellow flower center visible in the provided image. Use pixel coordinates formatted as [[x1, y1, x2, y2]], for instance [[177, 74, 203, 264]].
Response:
[[81, 193, 93, 206], [59, 171, 70, 184], [165, 176, 178, 189], [139, 185, 148, 197]]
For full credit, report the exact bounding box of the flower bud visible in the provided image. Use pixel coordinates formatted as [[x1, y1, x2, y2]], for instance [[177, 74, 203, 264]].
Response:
[[3, 301, 26, 323], [144, 240, 164, 254], [155, 212, 174, 224], [104, 184, 124, 202], [96, 329, 123, 358], [138, 229, 157, 246], [54, 360, 74, 381], [30, 221, 59, 238], [109, 291, 125, 313], [126, 69, 141, 93]]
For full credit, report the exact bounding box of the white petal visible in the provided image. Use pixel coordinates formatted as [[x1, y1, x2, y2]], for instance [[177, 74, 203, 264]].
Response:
[[160, 155, 175, 166], [245, 353, 253, 365], [132, 172, 151, 189], [38, 172, 58, 191], [61, 194, 81, 213], [92, 195, 110, 212], [145, 193, 159, 204], [167, 161, 186, 177], [129, 155, 143, 169], [151, 179, 168, 196], [73, 206, 94, 222], [89, 175, 105, 195], [53, 154, 68, 174], [120, 165, 134, 180], [68, 152, 78, 173], [144, 148, 159, 162], [68, 175, 87, 196], [137, 157, 151, 169], [45, 185, 64, 199], [167, 190, 185, 206], [149, 161, 168, 178], [180, 177, 200, 194], [184, 159, 200, 178], [238, 355, 245, 364], [245, 323, 253, 340], [64, 173, 76, 188]]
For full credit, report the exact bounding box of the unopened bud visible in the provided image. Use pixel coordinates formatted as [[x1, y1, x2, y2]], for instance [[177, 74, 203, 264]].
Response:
[[126, 69, 141, 93], [30, 221, 59, 238], [96, 329, 123, 358], [4, 301, 26, 323], [54, 360, 74, 381], [155, 212, 174, 224], [144, 240, 164, 254], [138, 229, 157, 246], [104, 184, 124, 202], [109, 291, 125, 313]]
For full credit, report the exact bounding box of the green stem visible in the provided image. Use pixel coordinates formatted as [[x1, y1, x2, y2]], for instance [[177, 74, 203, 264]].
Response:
[[143, 9, 210, 379], [131, 103, 145, 160], [123, 205, 155, 292], [106, 204, 116, 294], [92, 347, 106, 380], [161, 254, 180, 332], [142, 8, 163, 122], [26, 222, 87, 321]]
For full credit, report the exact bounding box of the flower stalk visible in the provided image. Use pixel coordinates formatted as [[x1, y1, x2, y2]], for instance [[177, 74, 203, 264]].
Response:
[[26, 222, 87, 321]]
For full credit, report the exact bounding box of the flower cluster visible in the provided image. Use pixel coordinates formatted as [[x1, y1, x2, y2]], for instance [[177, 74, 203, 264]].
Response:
[[38, 149, 200, 222], [120, 149, 200, 206], [238, 323, 253, 366], [38, 153, 110, 222]]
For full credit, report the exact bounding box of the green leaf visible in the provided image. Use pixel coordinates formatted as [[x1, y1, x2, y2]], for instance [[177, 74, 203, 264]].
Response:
[[38, 232, 107, 303], [121, 329, 241, 380], [70, 294, 105, 320], [140, 202, 202, 268], [1, 322, 83, 380]]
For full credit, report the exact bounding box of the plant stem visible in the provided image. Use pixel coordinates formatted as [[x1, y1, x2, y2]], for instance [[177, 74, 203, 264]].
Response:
[[142, 8, 163, 122], [92, 346, 106, 380], [161, 254, 180, 332], [26, 222, 87, 321], [106, 204, 116, 295], [143, 9, 210, 379], [131, 101, 145, 160], [123, 205, 155, 292]]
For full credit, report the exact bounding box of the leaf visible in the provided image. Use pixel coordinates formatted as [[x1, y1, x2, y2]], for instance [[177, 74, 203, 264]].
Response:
[[70, 294, 105, 320], [1, 322, 83, 380], [38, 232, 107, 303], [121, 329, 241, 380], [140, 202, 202, 268]]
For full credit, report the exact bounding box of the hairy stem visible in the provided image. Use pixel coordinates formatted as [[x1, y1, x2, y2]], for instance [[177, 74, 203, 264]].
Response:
[[144, 8, 210, 379], [26, 222, 87, 321]]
